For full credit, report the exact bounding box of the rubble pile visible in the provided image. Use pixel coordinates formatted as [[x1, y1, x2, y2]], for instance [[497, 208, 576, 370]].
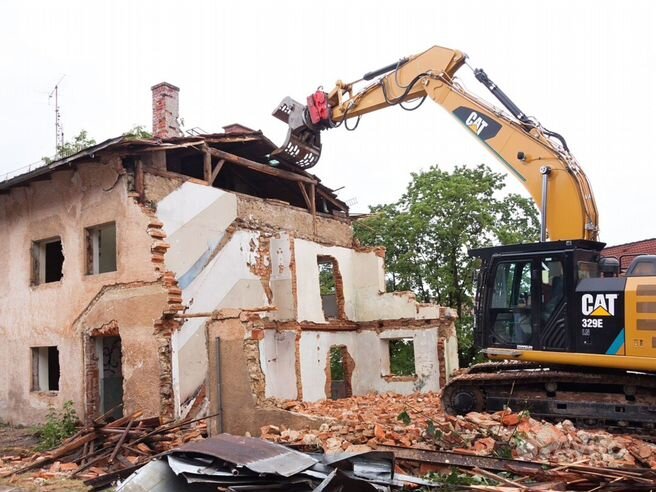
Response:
[[266, 392, 656, 469], [0, 411, 206, 488], [118, 433, 656, 492]]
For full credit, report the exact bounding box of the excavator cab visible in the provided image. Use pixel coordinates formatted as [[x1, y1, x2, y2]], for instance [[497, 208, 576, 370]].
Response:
[[471, 240, 606, 353]]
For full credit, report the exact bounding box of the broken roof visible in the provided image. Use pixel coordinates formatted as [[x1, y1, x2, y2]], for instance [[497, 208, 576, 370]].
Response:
[[0, 129, 348, 215]]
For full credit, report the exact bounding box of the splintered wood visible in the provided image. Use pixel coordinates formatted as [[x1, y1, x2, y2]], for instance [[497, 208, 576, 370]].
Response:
[[0, 411, 206, 484]]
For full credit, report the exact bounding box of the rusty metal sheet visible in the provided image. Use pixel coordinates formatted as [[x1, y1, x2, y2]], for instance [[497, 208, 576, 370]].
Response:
[[172, 433, 317, 477]]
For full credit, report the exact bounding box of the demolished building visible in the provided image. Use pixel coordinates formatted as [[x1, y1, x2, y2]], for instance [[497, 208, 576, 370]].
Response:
[[0, 82, 459, 433]]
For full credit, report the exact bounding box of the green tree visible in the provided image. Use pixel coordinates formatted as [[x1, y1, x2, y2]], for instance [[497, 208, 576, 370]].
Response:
[[123, 124, 153, 140], [354, 164, 540, 366], [44, 130, 96, 163]]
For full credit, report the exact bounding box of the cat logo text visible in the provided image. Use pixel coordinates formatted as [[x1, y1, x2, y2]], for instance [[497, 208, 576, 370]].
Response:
[[465, 111, 489, 136], [581, 293, 617, 317]]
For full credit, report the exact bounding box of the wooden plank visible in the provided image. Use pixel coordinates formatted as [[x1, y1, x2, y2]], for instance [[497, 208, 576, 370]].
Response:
[[135, 160, 144, 201], [108, 419, 134, 464], [134, 141, 205, 152], [1, 432, 98, 477], [104, 411, 142, 428], [375, 444, 544, 475], [310, 183, 316, 216], [316, 187, 347, 212], [143, 166, 208, 185], [93, 404, 123, 425], [470, 467, 526, 488], [203, 149, 212, 183], [207, 148, 317, 185], [210, 159, 226, 185], [310, 183, 317, 235], [297, 182, 311, 210]]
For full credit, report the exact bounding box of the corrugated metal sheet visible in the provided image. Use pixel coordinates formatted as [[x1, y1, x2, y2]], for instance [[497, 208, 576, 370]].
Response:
[[173, 433, 317, 477]]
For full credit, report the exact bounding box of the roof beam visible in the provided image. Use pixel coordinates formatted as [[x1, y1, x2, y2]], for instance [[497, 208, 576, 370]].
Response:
[[207, 148, 317, 185], [316, 187, 348, 212]]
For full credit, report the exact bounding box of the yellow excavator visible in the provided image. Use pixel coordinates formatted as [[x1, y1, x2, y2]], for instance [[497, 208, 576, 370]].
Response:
[[272, 45, 656, 434]]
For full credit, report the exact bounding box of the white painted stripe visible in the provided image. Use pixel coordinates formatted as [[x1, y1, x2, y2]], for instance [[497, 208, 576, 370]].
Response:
[[157, 182, 229, 237]]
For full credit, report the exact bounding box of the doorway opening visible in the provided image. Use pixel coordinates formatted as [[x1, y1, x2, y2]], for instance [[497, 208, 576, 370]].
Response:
[[90, 335, 124, 420], [326, 345, 354, 399]]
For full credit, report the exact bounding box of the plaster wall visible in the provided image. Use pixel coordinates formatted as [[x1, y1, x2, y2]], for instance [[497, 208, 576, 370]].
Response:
[[443, 333, 460, 379], [206, 317, 326, 436], [259, 330, 297, 400], [294, 239, 437, 323], [296, 328, 442, 402], [0, 162, 160, 424], [74, 283, 169, 417], [156, 182, 273, 412], [269, 235, 295, 321]]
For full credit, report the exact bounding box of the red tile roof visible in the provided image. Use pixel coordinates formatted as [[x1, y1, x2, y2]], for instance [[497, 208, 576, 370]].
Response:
[[603, 238, 656, 270]]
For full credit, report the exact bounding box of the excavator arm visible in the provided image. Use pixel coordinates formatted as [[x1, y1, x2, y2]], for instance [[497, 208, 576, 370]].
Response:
[[272, 45, 599, 242]]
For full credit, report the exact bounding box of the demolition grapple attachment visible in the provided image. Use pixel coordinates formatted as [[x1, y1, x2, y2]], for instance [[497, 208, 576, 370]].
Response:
[[271, 90, 333, 169]]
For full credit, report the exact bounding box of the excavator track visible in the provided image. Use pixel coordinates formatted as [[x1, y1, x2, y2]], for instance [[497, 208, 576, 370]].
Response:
[[442, 362, 656, 440]]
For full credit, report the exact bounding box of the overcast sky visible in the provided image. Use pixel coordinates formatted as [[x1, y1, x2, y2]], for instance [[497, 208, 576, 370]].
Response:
[[1, 1, 654, 246]]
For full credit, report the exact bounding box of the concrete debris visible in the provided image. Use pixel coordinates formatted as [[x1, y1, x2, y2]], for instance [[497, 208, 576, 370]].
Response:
[[265, 392, 656, 470]]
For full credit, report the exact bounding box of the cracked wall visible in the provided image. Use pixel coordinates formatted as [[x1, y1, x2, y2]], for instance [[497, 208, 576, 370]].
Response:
[[0, 160, 166, 424], [0, 156, 458, 427], [152, 179, 458, 421]]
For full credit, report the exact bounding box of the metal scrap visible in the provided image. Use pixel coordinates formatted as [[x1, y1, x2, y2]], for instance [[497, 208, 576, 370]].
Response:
[[117, 434, 435, 491]]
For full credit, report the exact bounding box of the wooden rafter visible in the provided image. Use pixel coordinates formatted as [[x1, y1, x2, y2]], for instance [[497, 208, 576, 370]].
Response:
[[210, 159, 226, 185], [207, 148, 317, 185], [297, 182, 311, 210], [316, 187, 347, 212]]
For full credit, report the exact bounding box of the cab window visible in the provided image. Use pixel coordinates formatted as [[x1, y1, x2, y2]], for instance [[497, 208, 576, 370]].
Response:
[[577, 261, 600, 281], [541, 258, 564, 322], [489, 261, 532, 345]]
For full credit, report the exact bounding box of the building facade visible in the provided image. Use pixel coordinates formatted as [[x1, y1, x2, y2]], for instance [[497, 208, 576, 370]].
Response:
[[0, 84, 458, 433]]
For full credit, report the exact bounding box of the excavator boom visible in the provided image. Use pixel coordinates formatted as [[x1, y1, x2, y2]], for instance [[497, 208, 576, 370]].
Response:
[[272, 45, 599, 242], [272, 45, 656, 436]]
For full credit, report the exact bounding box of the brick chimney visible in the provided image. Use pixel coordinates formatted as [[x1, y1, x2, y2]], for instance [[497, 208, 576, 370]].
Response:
[[151, 82, 182, 138]]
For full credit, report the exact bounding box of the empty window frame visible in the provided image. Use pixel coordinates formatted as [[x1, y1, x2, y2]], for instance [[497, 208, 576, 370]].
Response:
[[388, 338, 416, 377], [31, 346, 60, 391], [86, 222, 117, 274], [317, 255, 343, 319], [31, 237, 64, 284]]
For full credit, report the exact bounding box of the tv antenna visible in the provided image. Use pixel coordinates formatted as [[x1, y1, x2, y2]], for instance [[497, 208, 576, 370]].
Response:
[[48, 75, 65, 154]]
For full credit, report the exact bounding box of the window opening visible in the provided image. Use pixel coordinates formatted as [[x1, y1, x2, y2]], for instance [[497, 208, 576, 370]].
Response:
[[388, 338, 416, 376], [86, 222, 117, 274], [32, 238, 64, 284], [31, 346, 60, 391], [317, 256, 343, 319]]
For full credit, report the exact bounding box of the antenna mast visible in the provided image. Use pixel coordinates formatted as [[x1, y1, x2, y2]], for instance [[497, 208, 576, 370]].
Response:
[[48, 75, 65, 154]]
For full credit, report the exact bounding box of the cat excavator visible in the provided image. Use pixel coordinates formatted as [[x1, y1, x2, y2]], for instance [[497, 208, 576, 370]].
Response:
[[271, 45, 656, 434]]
